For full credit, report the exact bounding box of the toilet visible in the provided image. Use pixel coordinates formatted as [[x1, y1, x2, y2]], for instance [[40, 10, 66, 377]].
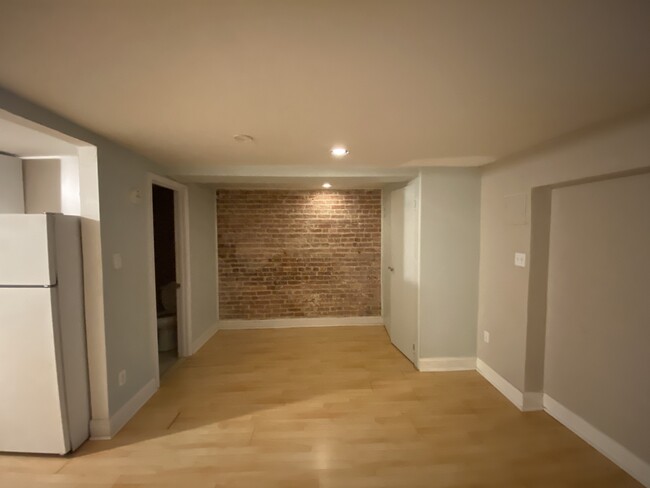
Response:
[[157, 282, 177, 352]]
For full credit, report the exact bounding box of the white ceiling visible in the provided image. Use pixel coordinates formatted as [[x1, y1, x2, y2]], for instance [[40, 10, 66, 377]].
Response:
[[1, 0, 649, 173]]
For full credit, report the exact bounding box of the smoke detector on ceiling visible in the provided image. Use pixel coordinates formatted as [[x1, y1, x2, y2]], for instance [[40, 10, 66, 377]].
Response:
[[233, 134, 255, 143]]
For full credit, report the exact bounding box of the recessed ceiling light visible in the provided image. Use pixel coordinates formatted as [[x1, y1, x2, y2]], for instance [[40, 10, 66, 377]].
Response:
[[233, 134, 255, 143], [330, 146, 349, 157], [322, 182, 332, 189]]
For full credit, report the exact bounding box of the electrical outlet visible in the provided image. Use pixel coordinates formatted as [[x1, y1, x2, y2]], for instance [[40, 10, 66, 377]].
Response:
[[483, 331, 490, 343], [118, 369, 127, 386]]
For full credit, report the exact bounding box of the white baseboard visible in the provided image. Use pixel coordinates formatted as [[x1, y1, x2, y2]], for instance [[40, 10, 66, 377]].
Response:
[[217, 316, 383, 330], [543, 394, 650, 487], [522, 392, 544, 412], [89, 418, 111, 440], [417, 357, 476, 372], [89, 377, 157, 440], [191, 322, 219, 354], [476, 359, 543, 412]]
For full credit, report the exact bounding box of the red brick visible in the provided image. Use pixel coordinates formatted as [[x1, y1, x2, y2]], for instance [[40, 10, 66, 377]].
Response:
[[217, 189, 381, 320]]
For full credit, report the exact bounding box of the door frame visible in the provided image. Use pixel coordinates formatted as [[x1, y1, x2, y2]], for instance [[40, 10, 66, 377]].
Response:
[[145, 173, 192, 386]]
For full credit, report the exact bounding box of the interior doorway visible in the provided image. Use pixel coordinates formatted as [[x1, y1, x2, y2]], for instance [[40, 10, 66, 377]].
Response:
[[146, 174, 191, 384], [152, 184, 179, 376]]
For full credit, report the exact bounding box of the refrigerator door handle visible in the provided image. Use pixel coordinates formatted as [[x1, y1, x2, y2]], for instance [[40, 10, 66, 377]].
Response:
[[0, 280, 58, 289]]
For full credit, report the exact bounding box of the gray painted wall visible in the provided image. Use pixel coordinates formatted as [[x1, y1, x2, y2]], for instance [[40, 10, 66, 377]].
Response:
[[545, 173, 650, 463], [188, 184, 218, 345], [478, 113, 650, 392], [0, 86, 218, 419], [418, 169, 481, 358], [97, 148, 163, 413]]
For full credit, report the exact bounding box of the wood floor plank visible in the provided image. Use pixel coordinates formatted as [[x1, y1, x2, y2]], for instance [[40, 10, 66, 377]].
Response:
[[0, 326, 642, 487]]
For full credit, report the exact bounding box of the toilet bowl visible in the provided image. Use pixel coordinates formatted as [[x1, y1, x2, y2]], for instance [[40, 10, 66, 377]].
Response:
[[157, 314, 177, 352], [157, 282, 177, 353]]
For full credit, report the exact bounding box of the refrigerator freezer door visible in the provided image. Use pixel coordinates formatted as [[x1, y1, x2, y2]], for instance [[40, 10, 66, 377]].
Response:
[[0, 214, 56, 286], [0, 287, 70, 454]]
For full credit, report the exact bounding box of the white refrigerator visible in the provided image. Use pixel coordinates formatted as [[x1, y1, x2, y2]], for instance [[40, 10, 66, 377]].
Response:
[[0, 213, 90, 454]]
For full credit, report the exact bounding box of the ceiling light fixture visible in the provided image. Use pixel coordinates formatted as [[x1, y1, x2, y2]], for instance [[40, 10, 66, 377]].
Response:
[[330, 146, 349, 157], [322, 182, 332, 189]]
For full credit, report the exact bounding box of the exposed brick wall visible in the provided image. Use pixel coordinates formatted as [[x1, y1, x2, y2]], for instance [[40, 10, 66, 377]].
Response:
[[217, 189, 382, 320]]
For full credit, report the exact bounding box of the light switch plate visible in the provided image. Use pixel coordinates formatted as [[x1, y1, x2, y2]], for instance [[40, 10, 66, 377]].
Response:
[[514, 252, 526, 268], [483, 331, 490, 343], [113, 253, 123, 270]]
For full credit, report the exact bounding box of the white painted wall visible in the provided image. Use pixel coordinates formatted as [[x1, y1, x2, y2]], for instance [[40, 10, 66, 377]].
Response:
[[22, 159, 62, 214], [74, 145, 109, 433], [23, 156, 81, 216], [60, 156, 81, 215], [0, 154, 25, 213]]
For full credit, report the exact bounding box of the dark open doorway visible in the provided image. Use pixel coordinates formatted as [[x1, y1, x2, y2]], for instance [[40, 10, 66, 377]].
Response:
[[152, 184, 178, 376]]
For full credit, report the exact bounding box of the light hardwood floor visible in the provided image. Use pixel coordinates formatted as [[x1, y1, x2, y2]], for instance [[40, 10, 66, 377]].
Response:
[[0, 326, 642, 487]]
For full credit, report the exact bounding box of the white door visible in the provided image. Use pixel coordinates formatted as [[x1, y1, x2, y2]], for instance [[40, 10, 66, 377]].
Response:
[[389, 186, 419, 364]]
